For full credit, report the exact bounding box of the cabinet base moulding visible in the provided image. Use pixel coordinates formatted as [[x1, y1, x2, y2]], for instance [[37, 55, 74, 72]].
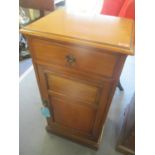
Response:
[[45, 125, 102, 149]]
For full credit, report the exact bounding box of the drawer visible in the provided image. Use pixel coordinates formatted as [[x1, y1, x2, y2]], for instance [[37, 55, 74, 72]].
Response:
[[31, 38, 118, 77]]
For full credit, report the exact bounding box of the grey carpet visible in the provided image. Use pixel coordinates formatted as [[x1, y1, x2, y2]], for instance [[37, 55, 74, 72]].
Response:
[[19, 58, 32, 77], [19, 56, 134, 155]]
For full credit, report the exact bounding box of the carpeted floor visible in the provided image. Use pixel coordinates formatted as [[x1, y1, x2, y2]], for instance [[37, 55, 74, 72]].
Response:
[[19, 58, 32, 77], [19, 56, 134, 155]]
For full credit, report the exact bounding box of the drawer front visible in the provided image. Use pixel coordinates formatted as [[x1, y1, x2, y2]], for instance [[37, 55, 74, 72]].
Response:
[[31, 38, 118, 77]]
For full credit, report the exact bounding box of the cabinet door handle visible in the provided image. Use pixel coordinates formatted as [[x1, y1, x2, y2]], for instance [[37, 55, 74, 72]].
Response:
[[65, 55, 76, 65]]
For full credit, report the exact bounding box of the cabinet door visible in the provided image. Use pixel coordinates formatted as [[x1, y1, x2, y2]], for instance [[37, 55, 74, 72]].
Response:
[[37, 65, 112, 139]]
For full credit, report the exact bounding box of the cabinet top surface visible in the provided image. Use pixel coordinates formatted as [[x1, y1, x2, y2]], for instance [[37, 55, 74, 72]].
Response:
[[21, 9, 134, 55]]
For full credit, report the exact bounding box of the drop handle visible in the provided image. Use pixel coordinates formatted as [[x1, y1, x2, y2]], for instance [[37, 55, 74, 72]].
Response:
[[65, 55, 76, 65]]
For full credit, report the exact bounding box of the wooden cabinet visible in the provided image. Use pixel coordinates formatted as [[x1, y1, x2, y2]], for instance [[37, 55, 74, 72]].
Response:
[[20, 9, 134, 149]]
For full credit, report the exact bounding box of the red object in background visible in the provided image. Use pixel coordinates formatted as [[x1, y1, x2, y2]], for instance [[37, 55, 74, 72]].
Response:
[[100, 0, 125, 16], [118, 0, 135, 19], [100, 0, 135, 20]]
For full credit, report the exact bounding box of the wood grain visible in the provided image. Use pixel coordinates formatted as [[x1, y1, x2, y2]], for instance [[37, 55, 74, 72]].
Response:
[[47, 74, 99, 104], [31, 38, 118, 78], [20, 9, 134, 149], [20, 9, 134, 55]]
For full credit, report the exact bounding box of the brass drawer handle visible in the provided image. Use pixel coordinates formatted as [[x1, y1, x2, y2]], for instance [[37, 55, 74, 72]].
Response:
[[65, 55, 76, 65]]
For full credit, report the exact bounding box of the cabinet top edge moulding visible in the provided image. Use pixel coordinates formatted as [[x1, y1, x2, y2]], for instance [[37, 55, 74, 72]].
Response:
[[20, 8, 135, 55]]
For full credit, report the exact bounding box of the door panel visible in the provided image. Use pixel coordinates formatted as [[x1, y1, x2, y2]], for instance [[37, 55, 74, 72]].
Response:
[[50, 96, 97, 133], [46, 73, 99, 134], [37, 65, 111, 138], [47, 74, 99, 104]]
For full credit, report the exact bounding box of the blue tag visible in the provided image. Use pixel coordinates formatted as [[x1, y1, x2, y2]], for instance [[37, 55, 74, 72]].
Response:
[[41, 107, 51, 118]]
